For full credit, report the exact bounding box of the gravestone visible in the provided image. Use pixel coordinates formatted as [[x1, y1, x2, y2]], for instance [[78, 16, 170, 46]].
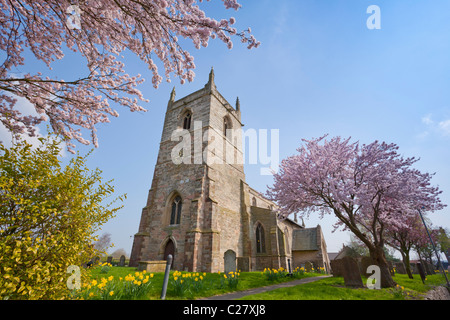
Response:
[[341, 257, 364, 288], [330, 259, 344, 277], [118, 255, 126, 267], [360, 257, 373, 277], [417, 262, 426, 284], [395, 262, 406, 274], [106, 256, 113, 264], [410, 262, 419, 274], [424, 262, 435, 275], [224, 250, 237, 274], [305, 261, 314, 272], [388, 262, 395, 276]]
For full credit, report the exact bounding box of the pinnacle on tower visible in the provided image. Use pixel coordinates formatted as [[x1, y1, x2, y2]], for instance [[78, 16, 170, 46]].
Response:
[[236, 97, 240, 112], [209, 66, 215, 84], [170, 86, 176, 102], [205, 67, 216, 92], [167, 86, 176, 110]]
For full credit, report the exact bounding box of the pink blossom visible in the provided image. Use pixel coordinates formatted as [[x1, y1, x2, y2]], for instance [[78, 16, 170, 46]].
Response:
[[0, 0, 258, 152]]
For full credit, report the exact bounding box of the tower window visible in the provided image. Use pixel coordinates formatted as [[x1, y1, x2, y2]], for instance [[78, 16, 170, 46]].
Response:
[[170, 196, 182, 225], [183, 112, 192, 130], [223, 117, 231, 139], [256, 223, 265, 254]]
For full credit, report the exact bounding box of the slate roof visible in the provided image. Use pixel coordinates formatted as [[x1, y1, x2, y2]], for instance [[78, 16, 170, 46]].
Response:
[[292, 227, 318, 251]]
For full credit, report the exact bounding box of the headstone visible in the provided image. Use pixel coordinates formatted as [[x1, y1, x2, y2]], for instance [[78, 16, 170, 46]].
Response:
[[410, 262, 419, 274], [388, 262, 395, 276], [330, 259, 344, 277], [237, 257, 250, 272], [118, 255, 126, 267], [360, 257, 374, 277], [395, 262, 406, 274], [424, 262, 435, 275], [417, 262, 426, 284], [305, 261, 314, 272], [341, 257, 364, 288], [106, 256, 113, 264], [224, 250, 237, 274]]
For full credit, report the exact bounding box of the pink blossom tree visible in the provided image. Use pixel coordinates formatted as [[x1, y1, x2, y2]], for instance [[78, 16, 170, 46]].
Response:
[[385, 215, 431, 279], [267, 135, 445, 288], [0, 0, 259, 152]]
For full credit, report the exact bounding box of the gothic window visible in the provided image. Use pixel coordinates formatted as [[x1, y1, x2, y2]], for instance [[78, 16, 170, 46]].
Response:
[[183, 112, 192, 130], [256, 223, 265, 254], [170, 195, 182, 225], [252, 197, 257, 207]]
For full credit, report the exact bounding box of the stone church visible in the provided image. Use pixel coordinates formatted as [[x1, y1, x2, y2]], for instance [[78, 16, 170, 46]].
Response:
[[129, 69, 330, 273]]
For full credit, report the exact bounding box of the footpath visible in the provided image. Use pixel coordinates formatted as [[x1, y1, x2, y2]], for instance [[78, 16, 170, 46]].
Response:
[[201, 275, 331, 300]]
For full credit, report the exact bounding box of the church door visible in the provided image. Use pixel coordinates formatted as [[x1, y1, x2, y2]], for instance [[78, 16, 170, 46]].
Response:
[[163, 239, 175, 268]]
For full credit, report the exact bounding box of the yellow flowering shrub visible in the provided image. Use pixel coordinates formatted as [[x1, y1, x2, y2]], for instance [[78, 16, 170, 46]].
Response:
[[0, 137, 124, 300]]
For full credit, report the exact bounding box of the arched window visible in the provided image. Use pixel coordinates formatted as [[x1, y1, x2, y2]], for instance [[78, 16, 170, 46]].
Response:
[[170, 196, 182, 225], [183, 112, 192, 130], [256, 223, 265, 254], [252, 197, 257, 207]]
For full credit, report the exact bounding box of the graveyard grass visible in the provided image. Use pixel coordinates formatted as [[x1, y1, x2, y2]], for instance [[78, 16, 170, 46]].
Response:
[[238, 274, 449, 300], [83, 266, 324, 300], [81, 266, 449, 300]]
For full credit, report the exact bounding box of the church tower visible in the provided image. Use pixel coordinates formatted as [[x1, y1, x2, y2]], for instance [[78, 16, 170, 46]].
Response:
[[129, 69, 246, 272]]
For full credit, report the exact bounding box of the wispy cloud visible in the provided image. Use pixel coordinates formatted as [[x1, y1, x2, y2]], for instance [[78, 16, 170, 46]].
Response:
[[0, 95, 66, 156], [438, 119, 450, 137], [419, 113, 450, 140]]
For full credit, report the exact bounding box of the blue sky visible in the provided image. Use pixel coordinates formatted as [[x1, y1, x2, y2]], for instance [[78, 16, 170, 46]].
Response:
[[3, 0, 450, 258]]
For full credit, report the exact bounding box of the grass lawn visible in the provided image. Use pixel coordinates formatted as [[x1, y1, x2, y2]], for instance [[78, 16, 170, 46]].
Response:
[[83, 265, 449, 300], [238, 274, 449, 300], [84, 266, 324, 300]]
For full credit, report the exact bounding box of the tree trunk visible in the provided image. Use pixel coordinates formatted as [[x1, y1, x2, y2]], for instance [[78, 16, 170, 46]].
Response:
[[370, 245, 397, 288], [400, 252, 414, 279]]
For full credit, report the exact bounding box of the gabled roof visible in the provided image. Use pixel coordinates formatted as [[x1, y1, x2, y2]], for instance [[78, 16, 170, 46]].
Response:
[[292, 227, 318, 251]]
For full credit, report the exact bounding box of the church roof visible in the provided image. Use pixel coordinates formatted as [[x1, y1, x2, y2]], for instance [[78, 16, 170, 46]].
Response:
[[292, 228, 318, 251]]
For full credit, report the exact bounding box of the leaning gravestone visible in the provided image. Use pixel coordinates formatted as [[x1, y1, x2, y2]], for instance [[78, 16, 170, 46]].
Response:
[[410, 262, 419, 274], [425, 262, 435, 275], [118, 255, 126, 267], [417, 262, 426, 284], [395, 262, 406, 274], [360, 257, 373, 277], [330, 259, 344, 277], [388, 262, 395, 276], [341, 257, 364, 288]]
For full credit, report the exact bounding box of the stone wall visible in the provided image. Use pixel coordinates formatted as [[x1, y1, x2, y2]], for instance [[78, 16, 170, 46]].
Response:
[[424, 286, 450, 300]]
